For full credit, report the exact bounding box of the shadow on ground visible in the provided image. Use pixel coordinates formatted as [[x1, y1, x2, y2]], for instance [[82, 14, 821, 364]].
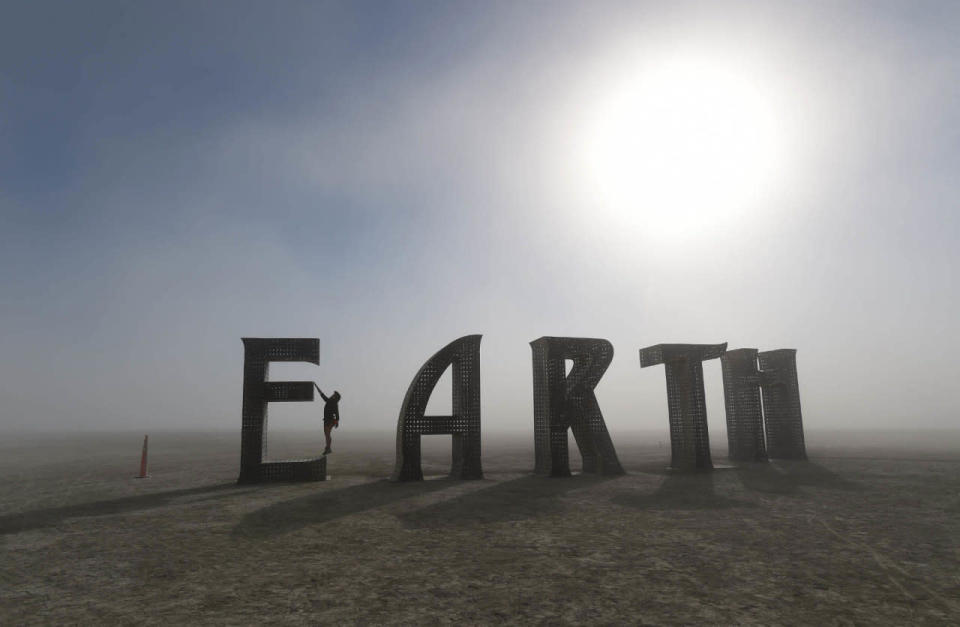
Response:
[[234, 478, 455, 539], [234, 474, 620, 537], [0, 483, 246, 536], [624, 460, 674, 475], [399, 474, 617, 529], [612, 471, 754, 511], [735, 461, 861, 496]]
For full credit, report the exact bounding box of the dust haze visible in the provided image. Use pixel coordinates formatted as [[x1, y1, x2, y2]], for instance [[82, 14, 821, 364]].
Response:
[[2, 2, 959, 625], [1, 1, 958, 436]]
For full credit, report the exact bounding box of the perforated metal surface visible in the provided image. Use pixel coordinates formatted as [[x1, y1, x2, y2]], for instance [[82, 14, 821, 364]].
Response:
[[758, 349, 807, 460], [640, 343, 726, 471], [391, 335, 483, 482], [530, 337, 624, 477], [720, 348, 768, 463], [259, 457, 327, 481], [237, 338, 327, 484]]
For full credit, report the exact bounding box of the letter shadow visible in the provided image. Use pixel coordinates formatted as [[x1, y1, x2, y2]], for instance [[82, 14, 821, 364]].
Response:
[[735, 460, 861, 496], [233, 478, 455, 539], [611, 472, 755, 511], [399, 474, 617, 529], [0, 483, 243, 536]]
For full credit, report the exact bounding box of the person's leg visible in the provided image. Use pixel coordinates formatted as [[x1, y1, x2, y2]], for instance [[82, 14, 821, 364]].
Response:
[[324, 422, 333, 453]]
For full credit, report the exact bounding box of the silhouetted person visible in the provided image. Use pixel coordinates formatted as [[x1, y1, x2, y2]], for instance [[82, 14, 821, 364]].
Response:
[[316, 387, 341, 454]]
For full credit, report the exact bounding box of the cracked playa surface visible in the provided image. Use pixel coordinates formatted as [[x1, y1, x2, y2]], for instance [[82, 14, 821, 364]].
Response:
[[1, 431, 959, 624]]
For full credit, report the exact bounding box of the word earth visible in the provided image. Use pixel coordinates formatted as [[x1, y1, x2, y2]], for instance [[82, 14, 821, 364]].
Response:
[[237, 335, 805, 484]]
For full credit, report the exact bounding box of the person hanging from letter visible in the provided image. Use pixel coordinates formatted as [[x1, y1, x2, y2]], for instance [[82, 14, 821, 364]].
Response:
[[315, 385, 341, 454]]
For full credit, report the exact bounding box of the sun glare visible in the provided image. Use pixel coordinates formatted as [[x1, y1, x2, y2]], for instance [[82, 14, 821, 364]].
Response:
[[581, 53, 786, 240]]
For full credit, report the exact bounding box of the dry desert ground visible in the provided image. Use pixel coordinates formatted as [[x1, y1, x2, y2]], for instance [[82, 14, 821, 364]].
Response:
[[2, 429, 959, 625]]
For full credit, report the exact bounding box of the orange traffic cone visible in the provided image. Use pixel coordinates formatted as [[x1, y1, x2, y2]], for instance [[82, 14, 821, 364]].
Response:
[[136, 435, 149, 478]]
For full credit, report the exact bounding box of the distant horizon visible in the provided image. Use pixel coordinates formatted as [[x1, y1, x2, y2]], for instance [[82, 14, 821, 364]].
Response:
[[5, 425, 960, 448]]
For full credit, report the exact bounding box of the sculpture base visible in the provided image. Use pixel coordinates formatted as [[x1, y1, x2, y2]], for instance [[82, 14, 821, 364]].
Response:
[[237, 456, 327, 483], [665, 463, 737, 473]]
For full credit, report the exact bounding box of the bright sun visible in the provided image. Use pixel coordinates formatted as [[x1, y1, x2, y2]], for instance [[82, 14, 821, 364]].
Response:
[[581, 53, 786, 239]]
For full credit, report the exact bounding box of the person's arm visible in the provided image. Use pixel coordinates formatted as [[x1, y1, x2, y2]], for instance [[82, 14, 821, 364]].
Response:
[[314, 383, 329, 402]]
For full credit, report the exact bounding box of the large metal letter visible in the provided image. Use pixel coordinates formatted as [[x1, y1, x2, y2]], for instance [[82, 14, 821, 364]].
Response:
[[531, 337, 624, 477], [391, 335, 482, 482], [238, 338, 326, 484], [721, 348, 768, 463], [758, 349, 807, 460], [640, 343, 727, 471]]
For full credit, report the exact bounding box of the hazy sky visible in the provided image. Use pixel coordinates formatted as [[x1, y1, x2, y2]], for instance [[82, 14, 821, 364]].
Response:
[[2, 1, 957, 437]]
